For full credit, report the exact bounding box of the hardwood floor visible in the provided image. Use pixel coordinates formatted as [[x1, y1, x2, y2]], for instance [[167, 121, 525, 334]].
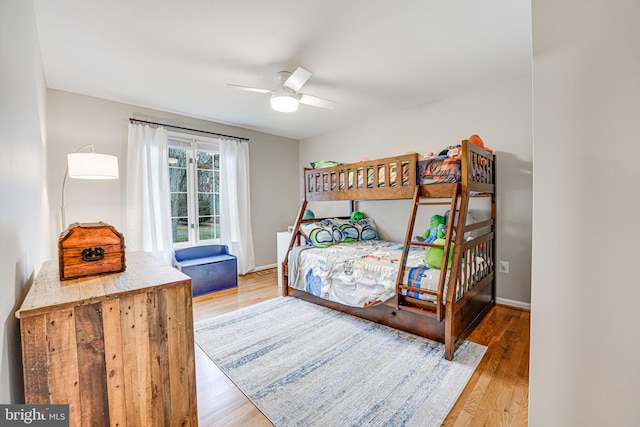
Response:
[[193, 269, 530, 426]]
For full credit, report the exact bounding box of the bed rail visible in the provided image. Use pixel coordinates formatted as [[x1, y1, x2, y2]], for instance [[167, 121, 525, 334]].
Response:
[[463, 141, 495, 193], [304, 141, 494, 203], [448, 231, 495, 304], [305, 153, 418, 201]]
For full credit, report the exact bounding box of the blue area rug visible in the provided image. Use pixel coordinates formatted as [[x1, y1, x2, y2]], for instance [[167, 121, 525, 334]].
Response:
[[194, 297, 486, 426]]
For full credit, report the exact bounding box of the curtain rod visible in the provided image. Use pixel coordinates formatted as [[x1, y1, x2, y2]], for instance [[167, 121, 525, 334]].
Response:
[[129, 118, 249, 141]]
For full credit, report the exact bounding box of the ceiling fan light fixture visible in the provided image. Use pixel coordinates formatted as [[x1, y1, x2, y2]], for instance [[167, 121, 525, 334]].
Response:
[[271, 87, 300, 113], [270, 92, 299, 112], [228, 67, 335, 112]]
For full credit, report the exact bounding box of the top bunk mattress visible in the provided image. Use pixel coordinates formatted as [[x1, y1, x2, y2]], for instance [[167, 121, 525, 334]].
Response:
[[417, 157, 461, 184]]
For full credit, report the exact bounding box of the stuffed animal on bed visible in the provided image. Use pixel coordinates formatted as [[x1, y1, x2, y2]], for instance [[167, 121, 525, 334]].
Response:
[[417, 215, 445, 243], [436, 144, 463, 158], [468, 134, 493, 153], [350, 211, 364, 221], [424, 238, 454, 269]]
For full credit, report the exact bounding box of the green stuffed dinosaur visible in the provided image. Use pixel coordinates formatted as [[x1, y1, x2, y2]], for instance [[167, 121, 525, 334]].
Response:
[[421, 214, 445, 244]]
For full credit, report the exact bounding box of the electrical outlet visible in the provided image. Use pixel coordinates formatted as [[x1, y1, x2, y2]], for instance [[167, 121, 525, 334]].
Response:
[[499, 261, 510, 274]]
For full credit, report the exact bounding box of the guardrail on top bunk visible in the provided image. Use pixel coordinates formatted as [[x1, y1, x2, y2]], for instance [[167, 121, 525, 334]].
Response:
[[304, 141, 495, 202], [305, 153, 419, 202], [463, 140, 496, 193]]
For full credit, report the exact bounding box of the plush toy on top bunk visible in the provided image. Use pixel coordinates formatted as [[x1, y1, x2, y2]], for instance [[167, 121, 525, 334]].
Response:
[[426, 134, 493, 160], [468, 134, 492, 153]]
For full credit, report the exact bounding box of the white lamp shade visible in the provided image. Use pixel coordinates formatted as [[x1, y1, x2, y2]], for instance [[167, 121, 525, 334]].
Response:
[[67, 152, 119, 179], [271, 94, 299, 112]]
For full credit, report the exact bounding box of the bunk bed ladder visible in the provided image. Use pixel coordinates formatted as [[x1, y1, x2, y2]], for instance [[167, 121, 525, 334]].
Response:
[[394, 186, 421, 311], [394, 183, 461, 321]]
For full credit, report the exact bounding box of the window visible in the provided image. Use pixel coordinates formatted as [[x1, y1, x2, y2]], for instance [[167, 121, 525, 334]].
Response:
[[168, 134, 220, 247]]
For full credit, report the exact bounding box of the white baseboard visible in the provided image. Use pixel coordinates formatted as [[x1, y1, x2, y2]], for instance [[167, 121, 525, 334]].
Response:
[[496, 297, 531, 310], [251, 263, 277, 272]]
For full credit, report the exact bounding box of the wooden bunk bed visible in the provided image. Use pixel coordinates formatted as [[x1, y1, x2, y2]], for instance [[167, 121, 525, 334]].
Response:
[[282, 140, 496, 360]]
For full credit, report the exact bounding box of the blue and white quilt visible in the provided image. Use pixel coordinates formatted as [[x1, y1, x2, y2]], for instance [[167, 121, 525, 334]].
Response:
[[288, 240, 449, 308]]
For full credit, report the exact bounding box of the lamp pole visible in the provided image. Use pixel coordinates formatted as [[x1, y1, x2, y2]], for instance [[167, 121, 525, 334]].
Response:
[[60, 144, 95, 230]]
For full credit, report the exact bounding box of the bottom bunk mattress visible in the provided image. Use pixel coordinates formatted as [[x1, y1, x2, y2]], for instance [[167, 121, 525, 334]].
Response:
[[288, 240, 449, 308]]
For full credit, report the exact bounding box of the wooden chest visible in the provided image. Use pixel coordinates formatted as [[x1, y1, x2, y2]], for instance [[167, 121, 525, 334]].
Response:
[[58, 222, 125, 281]]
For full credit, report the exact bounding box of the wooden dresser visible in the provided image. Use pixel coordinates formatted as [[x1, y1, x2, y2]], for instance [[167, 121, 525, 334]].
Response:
[[17, 251, 198, 427]]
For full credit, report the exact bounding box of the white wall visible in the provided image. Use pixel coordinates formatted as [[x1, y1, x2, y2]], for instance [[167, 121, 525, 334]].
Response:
[[530, 1, 640, 425], [0, 0, 50, 402], [300, 75, 533, 304], [46, 90, 300, 270]]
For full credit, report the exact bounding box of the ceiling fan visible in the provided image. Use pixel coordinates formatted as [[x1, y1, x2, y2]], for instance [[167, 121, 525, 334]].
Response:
[[227, 67, 337, 113]]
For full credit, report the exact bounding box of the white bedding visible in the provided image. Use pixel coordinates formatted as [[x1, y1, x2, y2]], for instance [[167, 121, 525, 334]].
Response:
[[289, 240, 488, 308], [288, 240, 444, 307]]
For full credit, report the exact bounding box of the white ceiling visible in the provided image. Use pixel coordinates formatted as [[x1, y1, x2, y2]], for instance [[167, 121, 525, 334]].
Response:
[[32, 0, 532, 140]]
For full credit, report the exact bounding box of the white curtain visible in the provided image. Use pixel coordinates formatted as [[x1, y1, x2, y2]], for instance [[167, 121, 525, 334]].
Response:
[[125, 123, 173, 264], [219, 138, 255, 274]]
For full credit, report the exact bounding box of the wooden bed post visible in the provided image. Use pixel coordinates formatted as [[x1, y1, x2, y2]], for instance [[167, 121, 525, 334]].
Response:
[[437, 183, 460, 322], [444, 141, 471, 360], [444, 189, 470, 360], [282, 200, 307, 296]]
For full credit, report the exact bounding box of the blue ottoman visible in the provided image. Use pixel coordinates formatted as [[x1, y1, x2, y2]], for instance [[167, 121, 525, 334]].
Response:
[[173, 245, 238, 297]]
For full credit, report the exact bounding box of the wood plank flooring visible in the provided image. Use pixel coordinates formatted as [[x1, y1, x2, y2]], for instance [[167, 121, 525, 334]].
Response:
[[193, 269, 530, 426]]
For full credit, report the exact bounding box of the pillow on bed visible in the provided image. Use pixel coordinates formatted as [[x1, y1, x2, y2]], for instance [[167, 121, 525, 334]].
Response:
[[300, 218, 380, 246], [338, 217, 379, 241], [299, 220, 335, 248], [358, 218, 379, 241], [310, 160, 342, 169], [332, 219, 360, 242]]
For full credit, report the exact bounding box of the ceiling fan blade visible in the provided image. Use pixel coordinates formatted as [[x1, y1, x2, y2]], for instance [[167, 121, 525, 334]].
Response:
[[283, 67, 312, 92], [299, 93, 337, 109], [226, 84, 272, 94]]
